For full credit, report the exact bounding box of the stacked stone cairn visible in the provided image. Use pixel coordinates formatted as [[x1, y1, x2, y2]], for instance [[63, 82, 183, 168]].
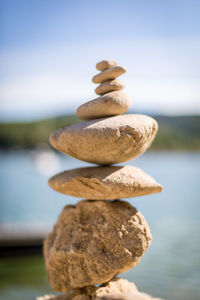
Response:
[[39, 60, 163, 300]]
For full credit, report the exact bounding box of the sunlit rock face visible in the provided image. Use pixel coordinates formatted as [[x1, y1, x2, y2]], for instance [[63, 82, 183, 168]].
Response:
[[76, 91, 131, 120], [49, 114, 158, 165], [36, 277, 162, 300], [48, 165, 162, 199], [44, 200, 152, 292]]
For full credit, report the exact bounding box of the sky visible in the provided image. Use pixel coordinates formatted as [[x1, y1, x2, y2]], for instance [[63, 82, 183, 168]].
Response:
[[0, 0, 200, 121]]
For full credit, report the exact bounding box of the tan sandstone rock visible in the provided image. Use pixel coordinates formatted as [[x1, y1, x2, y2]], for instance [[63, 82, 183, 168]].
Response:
[[96, 60, 117, 71], [94, 279, 162, 299], [76, 91, 131, 120], [97, 292, 163, 300], [37, 292, 162, 300], [48, 165, 163, 199], [92, 66, 126, 84], [95, 79, 124, 95], [44, 200, 152, 292], [36, 278, 162, 300], [49, 114, 158, 165], [36, 293, 89, 300], [94, 278, 138, 298]]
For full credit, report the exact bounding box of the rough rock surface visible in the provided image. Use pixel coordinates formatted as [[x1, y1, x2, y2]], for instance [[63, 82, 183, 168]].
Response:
[[92, 66, 126, 84], [93, 278, 138, 297], [76, 91, 131, 120], [37, 292, 162, 300], [96, 292, 162, 299], [36, 278, 162, 300], [96, 60, 117, 71], [48, 165, 163, 199], [49, 114, 158, 165], [36, 294, 88, 300], [44, 200, 152, 292], [95, 79, 124, 95]]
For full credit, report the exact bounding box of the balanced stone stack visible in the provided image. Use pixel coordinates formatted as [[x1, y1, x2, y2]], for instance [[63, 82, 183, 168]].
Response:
[[40, 60, 163, 300]]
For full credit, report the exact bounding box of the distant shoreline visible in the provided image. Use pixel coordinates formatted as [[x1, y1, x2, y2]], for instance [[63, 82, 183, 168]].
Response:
[[0, 114, 200, 150]]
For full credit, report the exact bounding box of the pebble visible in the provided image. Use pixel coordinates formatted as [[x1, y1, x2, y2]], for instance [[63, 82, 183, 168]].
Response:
[[49, 114, 158, 165], [92, 66, 126, 83], [95, 79, 124, 95], [96, 60, 117, 71], [44, 200, 152, 292], [48, 165, 163, 199], [76, 91, 131, 120]]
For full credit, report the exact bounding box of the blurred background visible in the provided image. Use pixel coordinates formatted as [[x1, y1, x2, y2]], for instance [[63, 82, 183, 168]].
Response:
[[0, 1, 200, 299]]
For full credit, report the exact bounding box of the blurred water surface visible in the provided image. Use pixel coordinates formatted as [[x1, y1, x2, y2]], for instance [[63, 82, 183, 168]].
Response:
[[0, 151, 200, 300]]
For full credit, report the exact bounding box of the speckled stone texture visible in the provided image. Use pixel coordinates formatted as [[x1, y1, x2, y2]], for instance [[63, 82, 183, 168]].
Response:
[[44, 201, 152, 292], [49, 114, 158, 165], [95, 79, 124, 95], [48, 165, 163, 199], [96, 60, 117, 71], [92, 66, 126, 84], [96, 293, 162, 300], [36, 278, 162, 300], [76, 91, 131, 120]]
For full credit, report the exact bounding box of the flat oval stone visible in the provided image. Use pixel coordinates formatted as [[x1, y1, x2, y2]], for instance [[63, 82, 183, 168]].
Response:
[[49, 114, 158, 165], [95, 79, 124, 95], [48, 165, 163, 199], [44, 200, 152, 291], [92, 66, 126, 84], [76, 91, 131, 120], [96, 60, 117, 71]]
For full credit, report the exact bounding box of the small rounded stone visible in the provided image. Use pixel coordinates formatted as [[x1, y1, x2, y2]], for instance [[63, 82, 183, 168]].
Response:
[[92, 66, 126, 84], [76, 91, 131, 120], [95, 79, 124, 95], [49, 114, 158, 165], [94, 278, 138, 297], [44, 200, 152, 292], [48, 165, 163, 199], [96, 60, 117, 71]]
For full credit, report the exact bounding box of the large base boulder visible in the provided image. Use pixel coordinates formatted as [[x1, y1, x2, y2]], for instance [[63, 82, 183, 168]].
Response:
[[44, 201, 152, 292]]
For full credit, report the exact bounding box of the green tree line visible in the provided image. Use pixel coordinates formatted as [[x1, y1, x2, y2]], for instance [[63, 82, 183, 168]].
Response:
[[0, 115, 200, 150]]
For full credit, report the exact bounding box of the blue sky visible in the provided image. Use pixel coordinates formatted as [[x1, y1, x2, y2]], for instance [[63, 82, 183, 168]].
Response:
[[0, 0, 200, 121]]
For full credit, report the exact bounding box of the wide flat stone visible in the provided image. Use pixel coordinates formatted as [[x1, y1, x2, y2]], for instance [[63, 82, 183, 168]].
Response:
[[44, 200, 152, 292], [96, 60, 117, 71], [49, 114, 158, 165], [95, 79, 124, 95], [92, 66, 126, 83], [76, 91, 131, 120], [48, 165, 163, 199]]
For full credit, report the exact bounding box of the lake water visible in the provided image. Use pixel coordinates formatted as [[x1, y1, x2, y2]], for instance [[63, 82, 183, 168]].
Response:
[[0, 151, 200, 300]]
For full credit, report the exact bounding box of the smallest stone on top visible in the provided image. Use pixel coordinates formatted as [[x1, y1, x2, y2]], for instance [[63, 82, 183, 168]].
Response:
[[96, 59, 117, 71], [76, 59, 131, 120]]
